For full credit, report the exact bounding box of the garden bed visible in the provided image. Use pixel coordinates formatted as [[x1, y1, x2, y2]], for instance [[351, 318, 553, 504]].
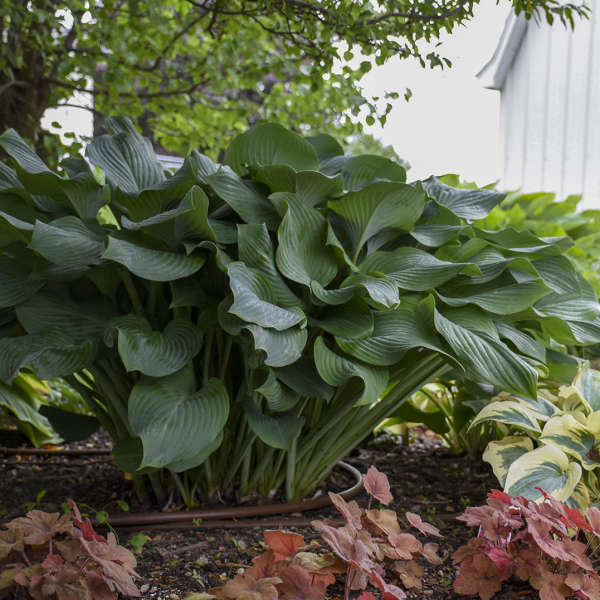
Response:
[[1, 429, 540, 599]]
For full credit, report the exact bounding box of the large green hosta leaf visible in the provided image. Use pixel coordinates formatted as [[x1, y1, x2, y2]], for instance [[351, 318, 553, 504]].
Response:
[[0, 256, 44, 308], [336, 299, 451, 366], [423, 177, 505, 220], [105, 316, 203, 377], [273, 192, 338, 287], [328, 182, 424, 260], [359, 247, 471, 291], [103, 236, 205, 281], [227, 262, 305, 330], [29, 217, 105, 268], [434, 310, 538, 398], [129, 367, 229, 471], [86, 116, 165, 194], [0, 330, 98, 383], [245, 324, 307, 368], [314, 336, 387, 406], [225, 123, 318, 174], [245, 401, 304, 450]]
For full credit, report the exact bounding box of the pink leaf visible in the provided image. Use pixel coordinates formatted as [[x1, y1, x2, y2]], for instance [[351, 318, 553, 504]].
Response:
[[405, 512, 441, 538], [329, 493, 362, 529], [363, 466, 393, 505], [357, 593, 377, 600]]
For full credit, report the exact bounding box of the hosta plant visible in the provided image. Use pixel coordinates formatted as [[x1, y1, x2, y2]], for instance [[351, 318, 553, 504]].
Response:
[[453, 488, 600, 600], [0, 118, 599, 503], [0, 500, 140, 599], [188, 466, 444, 600], [474, 362, 600, 510]]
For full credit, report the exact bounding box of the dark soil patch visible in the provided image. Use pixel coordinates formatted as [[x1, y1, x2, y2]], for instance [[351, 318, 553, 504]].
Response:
[[1, 428, 540, 599]]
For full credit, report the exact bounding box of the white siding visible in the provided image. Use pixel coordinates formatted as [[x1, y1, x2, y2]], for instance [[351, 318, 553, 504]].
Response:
[[499, 9, 600, 209]]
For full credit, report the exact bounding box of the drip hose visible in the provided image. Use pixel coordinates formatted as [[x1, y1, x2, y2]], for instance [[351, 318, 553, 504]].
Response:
[[106, 461, 362, 529]]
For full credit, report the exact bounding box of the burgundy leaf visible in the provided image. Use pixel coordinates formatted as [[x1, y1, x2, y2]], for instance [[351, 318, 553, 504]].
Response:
[[42, 553, 63, 571], [486, 547, 513, 581], [363, 466, 393, 505], [405, 512, 441, 538]]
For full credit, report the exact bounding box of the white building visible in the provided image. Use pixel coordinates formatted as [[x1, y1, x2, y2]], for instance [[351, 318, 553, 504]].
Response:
[[478, 6, 600, 209]]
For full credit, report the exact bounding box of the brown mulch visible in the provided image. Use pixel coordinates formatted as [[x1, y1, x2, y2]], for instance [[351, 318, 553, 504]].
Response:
[[1, 428, 540, 599]]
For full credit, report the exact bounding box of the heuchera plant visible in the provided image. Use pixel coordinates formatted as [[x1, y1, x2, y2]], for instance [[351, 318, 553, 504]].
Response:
[[312, 466, 444, 600], [0, 500, 140, 599], [453, 488, 600, 600], [186, 529, 344, 600], [187, 467, 443, 600]]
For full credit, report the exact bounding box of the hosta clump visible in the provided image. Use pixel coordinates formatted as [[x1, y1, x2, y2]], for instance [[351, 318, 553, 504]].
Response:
[[0, 500, 140, 599], [474, 362, 600, 510], [0, 118, 599, 504], [453, 488, 600, 600]]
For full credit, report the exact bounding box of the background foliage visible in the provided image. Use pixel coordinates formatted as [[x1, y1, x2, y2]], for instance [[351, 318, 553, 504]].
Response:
[[0, 0, 589, 158]]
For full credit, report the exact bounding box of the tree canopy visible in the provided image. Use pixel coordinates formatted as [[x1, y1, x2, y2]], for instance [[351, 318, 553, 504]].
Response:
[[1, 0, 589, 156]]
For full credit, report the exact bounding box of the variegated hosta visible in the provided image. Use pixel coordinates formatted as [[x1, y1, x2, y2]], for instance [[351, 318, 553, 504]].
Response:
[[476, 363, 600, 510], [0, 118, 598, 503]]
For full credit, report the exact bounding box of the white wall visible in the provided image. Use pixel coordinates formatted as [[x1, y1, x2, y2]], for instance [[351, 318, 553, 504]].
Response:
[[501, 6, 600, 209]]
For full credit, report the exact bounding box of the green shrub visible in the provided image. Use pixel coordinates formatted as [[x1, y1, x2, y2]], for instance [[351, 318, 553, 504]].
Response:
[[0, 118, 598, 504]]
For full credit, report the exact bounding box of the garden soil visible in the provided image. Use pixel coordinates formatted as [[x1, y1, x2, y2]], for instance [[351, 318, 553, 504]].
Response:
[[1, 428, 543, 599]]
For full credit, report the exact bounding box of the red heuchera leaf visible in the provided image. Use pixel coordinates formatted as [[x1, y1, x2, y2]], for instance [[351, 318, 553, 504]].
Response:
[[7, 510, 73, 545], [453, 553, 502, 600], [35, 565, 89, 600], [277, 564, 329, 600], [42, 553, 63, 571], [405, 512, 441, 538], [452, 537, 486, 564], [251, 551, 277, 578], [357, 593, 377, 600], [329, 493, 362, 529], [363, 466, 393, 505], [487, 489, 510, 505], [263, 530, 304, 561], [486, 547, 513, 581]]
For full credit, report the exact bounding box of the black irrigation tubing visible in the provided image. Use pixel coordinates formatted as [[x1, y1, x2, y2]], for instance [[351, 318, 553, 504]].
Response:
[[0, 446, 112, 456], [105, 461, 363, 530]]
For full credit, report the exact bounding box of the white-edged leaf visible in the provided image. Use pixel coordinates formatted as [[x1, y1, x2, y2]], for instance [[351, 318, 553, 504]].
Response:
[[504, 445, 581, 502], [483, 437, 534, 487]]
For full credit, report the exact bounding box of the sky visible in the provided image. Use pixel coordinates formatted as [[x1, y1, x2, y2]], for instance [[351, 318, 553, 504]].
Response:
[[43, 2, 512, 185], [362, 1, 512, 185]]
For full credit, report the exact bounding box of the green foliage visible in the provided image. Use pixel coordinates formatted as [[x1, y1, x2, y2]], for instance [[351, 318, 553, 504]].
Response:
[[381, 379, 496, 456], [0, 119, 598, 504], [0, 500, 140, 599], [475, 363, 600, 511], [0, 1, 589, 156]]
